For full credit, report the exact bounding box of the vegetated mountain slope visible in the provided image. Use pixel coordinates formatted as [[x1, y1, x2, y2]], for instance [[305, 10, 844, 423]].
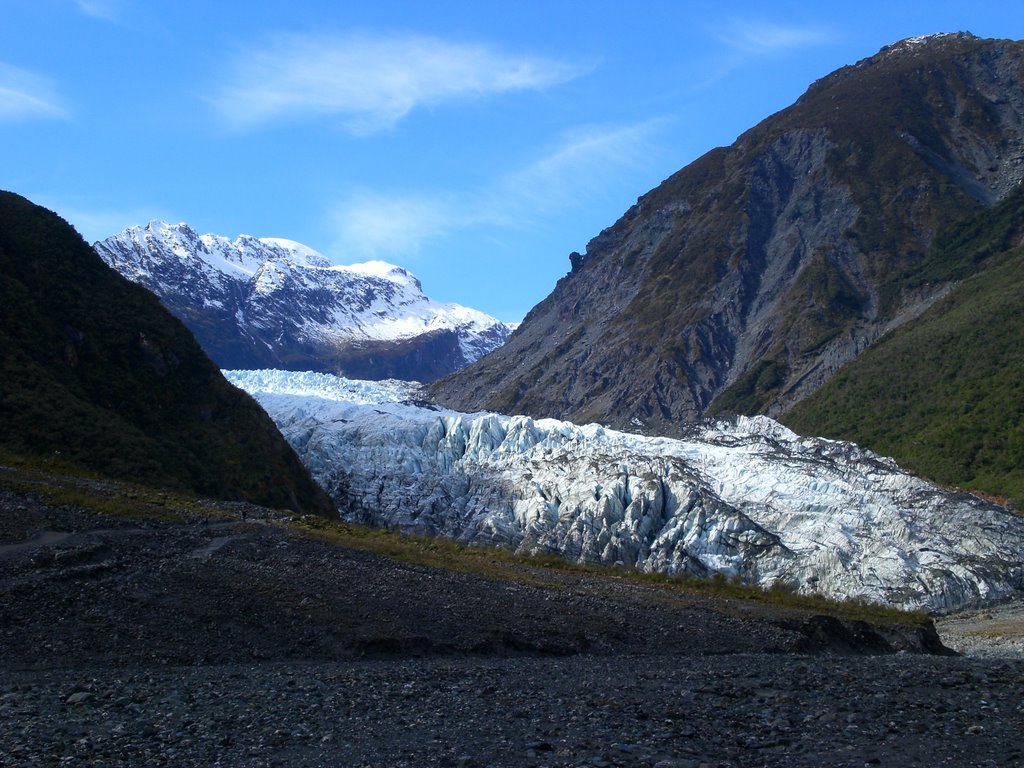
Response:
[[430, 33, 1024, 437], [785, 186, 1024, 508], [0, 192, 333, 515], [95, 221, 513, 382], [229, 369, 1024, 613]]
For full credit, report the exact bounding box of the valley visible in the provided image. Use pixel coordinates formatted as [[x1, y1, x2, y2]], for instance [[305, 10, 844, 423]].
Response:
[[2, 26, 1024, 768], [227, 368, 1024, 614]]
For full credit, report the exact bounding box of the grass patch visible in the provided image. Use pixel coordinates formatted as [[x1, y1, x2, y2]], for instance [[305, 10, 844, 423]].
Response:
[[708, 358, 790, 417], [288, 515, 928, 625], [0, 455, 228, 525], [287, 515, 570, 590], [965, 626, 1024, 638], [626, 570, 929, 625]]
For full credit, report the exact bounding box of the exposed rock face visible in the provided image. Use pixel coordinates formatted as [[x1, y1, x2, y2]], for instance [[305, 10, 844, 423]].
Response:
[[229, 369, 1024, 613], [429, 33, 1024, 435], [94, 222, 513, 382]]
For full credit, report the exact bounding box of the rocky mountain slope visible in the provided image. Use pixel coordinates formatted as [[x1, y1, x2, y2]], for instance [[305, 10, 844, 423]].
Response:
[[783, 186, 1024, 508], [0, 192, 333, 514], [229, 369, 1024, 613], [430, 33, 1024, 437], [95, 221, 513, 382]]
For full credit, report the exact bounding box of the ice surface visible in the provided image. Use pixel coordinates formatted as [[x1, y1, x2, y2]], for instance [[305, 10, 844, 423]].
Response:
[[227, 369, 1024, 613]]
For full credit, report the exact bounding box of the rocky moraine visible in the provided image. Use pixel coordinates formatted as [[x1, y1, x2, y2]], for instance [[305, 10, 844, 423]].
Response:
[[2, 473, 1023, 768]]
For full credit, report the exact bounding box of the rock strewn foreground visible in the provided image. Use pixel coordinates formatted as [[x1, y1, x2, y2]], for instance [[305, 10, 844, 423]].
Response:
[[4, 654, 1024, 768], [1, 477, 1023, 767], [0, 489, 832, 669]]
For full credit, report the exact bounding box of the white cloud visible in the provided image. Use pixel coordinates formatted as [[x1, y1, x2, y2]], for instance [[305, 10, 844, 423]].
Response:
[[73, 0, 125, 21], [213, 32, 584, 134], [0, 63, 69, 122], [716, 19, 834, 55], [486, 120, 666, 224], [330, 191, 458, 259], [327, 120, 666, 260]]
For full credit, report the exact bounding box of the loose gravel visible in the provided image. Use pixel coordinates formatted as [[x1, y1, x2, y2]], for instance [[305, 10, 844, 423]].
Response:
[[1, 481, 1022, 767]]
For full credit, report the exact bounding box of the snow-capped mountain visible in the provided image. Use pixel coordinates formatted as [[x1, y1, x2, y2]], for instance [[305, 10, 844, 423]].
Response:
[[227, 369, 1024, 613], [95, 221, 514, 382]]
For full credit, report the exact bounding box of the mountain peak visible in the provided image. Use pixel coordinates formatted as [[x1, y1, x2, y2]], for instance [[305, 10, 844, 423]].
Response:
[[855, 31, 981, 67], [796, 31, 997, 104], [255, 236, 331, 269], [95, 224, 513, 381], [886, 30, 977, 50], [143, 219, 199, 242]]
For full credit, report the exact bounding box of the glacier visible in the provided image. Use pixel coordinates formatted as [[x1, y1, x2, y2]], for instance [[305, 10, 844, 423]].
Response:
[[226, 369, 1024, 613]]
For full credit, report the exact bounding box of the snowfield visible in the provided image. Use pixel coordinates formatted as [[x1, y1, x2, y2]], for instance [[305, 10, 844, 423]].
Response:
[[227, 369, 1024, 613]]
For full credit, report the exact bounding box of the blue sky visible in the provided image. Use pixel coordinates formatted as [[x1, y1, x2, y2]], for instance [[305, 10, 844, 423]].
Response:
[[3, 1, 1023, 322]]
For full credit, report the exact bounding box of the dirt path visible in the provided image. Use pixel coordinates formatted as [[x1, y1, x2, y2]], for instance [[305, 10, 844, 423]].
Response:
[[0, 515, 261, 563]]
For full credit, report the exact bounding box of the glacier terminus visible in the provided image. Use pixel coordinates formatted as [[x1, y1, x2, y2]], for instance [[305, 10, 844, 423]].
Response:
[[227, 369, 1024, 613]]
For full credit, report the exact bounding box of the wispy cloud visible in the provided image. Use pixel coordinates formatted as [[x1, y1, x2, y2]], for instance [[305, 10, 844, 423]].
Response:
[[0, 63, 69, 122], [686, 18, 836, 91], [327, 120, 666, 260], [330, 191, 457, 259], [486, 120, 666, 224], [715, 18, 834, 55], [212, 32, 585, 134], [73, 0, 126, 22]]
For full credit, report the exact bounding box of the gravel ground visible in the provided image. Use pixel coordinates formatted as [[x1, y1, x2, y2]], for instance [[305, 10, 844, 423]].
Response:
[[935, 595, 1024, 658], [3, 654, 1023, 768], [2, 476, 1023, 767]]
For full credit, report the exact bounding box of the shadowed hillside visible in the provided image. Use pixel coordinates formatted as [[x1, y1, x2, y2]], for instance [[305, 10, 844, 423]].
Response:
[[0, 191, 333, 515]]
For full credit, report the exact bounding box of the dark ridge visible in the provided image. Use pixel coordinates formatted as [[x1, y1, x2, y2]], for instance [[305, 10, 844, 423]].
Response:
[[0, 191, 333, 515]]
